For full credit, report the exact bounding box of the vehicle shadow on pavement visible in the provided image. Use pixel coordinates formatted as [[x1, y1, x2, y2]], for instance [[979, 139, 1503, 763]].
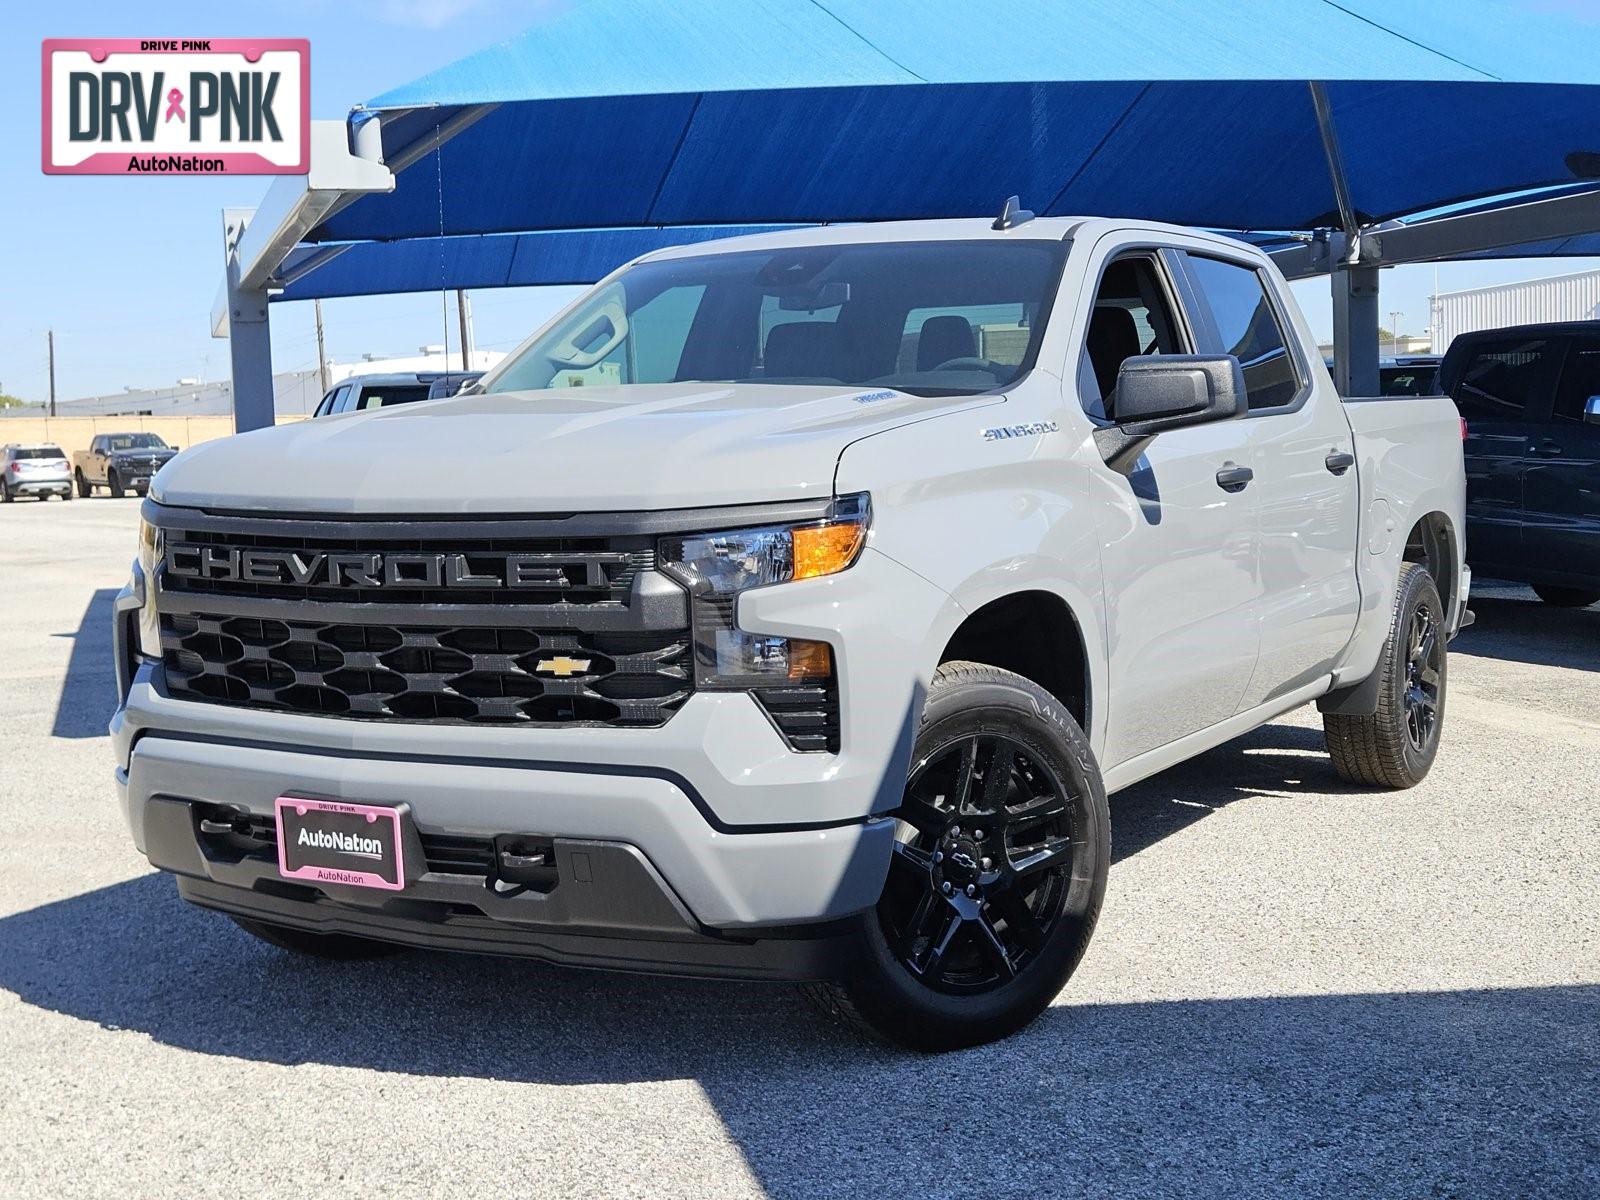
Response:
[[1450, 590, 1600, 673], [1110, 720, 1350, 864], [50, 587, 119, 739], [0, 872, 1594, 1198]]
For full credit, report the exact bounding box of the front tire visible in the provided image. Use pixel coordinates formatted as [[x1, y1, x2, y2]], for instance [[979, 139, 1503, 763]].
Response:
[[230, 916, 403, 961], [1532, 585, 1600, 609], [107, 470, 124, 499], [808, 662, 1110, 1052], [1324, 563, 1446, 789]]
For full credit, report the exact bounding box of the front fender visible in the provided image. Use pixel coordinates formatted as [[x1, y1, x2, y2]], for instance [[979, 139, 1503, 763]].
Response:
[[834, 388, 1111, 756]]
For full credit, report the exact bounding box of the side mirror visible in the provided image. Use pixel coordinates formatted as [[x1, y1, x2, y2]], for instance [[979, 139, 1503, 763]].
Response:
[[1585, 396, 1600, 427], [169, 446, 181, 453], [1094, 355, 1247, 473]]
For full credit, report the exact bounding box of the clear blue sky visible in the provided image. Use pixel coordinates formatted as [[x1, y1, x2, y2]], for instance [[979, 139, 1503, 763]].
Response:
[[1, 1, 1595, 402]]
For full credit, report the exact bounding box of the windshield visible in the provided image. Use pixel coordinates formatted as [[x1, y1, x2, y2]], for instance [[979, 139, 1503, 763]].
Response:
[[107, 434, 168, 451], [486, 239, 1069, 399]]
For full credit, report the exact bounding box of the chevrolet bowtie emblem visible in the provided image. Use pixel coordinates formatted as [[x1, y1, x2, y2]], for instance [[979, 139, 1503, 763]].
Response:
[[535, 656, 592, 677]]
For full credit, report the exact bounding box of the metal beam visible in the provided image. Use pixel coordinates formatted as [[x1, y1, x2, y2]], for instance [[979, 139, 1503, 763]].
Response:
[[213, 120, 397, 432], [1266, 230, 1349, 281], [1270, 187, 1600, 281], [376, 104, 499, 177], [1309, 82, 1361, 254], [1331, 265, 1381, 397], [222, 209, 275, 434], [232, 120, 394, 294], [1361, 186, 1600, 266]]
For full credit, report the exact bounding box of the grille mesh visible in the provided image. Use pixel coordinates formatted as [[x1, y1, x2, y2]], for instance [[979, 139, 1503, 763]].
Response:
[[162, 612, 690, 726]]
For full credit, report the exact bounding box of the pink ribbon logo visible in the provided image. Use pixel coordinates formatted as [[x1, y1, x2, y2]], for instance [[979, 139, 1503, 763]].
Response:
[[164, 88, 185, 123]]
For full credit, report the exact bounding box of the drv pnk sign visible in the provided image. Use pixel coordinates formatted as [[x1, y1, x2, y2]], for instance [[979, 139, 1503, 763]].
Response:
[[42, 39, 308, 175]]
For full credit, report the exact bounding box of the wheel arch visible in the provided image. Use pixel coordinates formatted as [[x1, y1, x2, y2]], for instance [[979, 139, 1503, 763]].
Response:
[[1403, 510, 1458, 625], [936, 589, 1093, 735]]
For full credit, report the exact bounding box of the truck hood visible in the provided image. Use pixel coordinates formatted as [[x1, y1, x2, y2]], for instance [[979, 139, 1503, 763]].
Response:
[[153, 382, 1000, 514]]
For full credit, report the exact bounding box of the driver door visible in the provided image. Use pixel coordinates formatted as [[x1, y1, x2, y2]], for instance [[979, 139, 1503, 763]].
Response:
[[1078, 240, 1262, 769]]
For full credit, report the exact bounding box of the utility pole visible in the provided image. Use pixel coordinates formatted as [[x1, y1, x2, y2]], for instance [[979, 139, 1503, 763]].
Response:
[[314, 300, 330, 393], [456, 290, 474, 373], [1388, 310, 1403, 356], [47, 330, 57, 417]]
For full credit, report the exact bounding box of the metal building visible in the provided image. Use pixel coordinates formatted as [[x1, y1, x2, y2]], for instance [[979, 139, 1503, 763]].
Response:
[[1433, 268, 1600, 352]]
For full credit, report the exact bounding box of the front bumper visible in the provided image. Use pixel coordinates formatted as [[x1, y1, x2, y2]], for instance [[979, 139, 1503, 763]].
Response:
[[111, 546, 951, 972]]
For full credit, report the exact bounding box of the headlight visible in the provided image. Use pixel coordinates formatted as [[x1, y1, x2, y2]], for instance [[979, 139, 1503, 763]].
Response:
[[660, 493, 868, 689], [134, 516, 162, 658]]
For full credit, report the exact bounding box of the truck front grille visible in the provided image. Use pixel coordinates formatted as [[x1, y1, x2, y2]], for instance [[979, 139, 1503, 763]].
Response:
[[149, 510, 696, 729], [161, 613, 690, 726]]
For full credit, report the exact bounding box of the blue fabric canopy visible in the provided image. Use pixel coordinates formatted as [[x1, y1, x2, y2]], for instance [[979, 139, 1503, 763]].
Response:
[[276, 0, 1600, 301]]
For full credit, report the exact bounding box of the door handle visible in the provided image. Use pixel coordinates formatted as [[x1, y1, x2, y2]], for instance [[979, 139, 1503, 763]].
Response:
[[1215, 462, 1254, 492], [1529, 440, 1563, 457], [1324, 450, 1355, 475]]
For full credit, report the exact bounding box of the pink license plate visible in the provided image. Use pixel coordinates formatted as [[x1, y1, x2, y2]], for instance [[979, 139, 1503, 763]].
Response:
[[275, 797, 405, 891]]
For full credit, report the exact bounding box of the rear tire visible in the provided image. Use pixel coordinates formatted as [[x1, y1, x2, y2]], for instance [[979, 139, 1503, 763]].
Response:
[[1532, 585, 1600, 609], [75, 470, 91, 498], [805, 661, 1109, 1052], [1324, 563, 1446, 789], [108, 470, 124, 499], [230, 916, 403, 961], [0, 480, 10, 504]]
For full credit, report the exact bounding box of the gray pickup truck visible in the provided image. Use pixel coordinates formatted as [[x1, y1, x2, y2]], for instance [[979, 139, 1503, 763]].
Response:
[[74, 433, 178, 498], [113, 216, 1469, 1050]]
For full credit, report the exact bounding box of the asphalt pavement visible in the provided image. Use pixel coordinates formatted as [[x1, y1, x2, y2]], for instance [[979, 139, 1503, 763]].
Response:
[[1, 496, 1596, 1198]]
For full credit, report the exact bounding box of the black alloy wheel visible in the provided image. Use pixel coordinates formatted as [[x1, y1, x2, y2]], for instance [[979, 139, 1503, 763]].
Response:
[[883, 733, 1075, 992], [1402, 605, 1441, 753], [805, 662, 1109, 1051], [1324, 562, 1446, 789]]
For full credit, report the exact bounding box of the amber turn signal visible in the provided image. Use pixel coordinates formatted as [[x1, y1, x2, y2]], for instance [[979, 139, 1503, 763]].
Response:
[[786, 639, 834, 680], [792, 521, 867, 581]]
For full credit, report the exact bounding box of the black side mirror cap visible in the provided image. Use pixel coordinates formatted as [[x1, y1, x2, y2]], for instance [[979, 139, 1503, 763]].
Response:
[[1094, 354, 1247, 474]]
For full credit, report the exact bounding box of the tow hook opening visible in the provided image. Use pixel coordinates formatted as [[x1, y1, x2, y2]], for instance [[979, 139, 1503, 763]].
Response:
[[491, 835, 559, 894]]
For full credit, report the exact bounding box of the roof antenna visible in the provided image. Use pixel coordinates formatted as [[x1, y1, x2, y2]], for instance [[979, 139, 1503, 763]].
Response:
[[993, 195, 1035, 231]]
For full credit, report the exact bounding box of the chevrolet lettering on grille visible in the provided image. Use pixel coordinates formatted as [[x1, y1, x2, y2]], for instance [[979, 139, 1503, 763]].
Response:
[[164, 545, 625, 590]]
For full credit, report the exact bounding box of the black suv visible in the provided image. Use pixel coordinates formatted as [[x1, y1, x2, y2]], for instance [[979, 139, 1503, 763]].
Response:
[[1441, 322, 1600, 607]]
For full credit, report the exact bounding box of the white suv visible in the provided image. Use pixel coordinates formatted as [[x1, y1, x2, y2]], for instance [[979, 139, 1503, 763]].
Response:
[[1, 444, 72, 503]]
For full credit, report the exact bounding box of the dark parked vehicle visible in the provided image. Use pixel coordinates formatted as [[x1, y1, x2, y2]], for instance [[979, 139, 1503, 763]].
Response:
[[426, 371, 484, 399], [73, 433, 178, 498], [311, 371, 480, 417], [1381, 355, 1442, 396], [1441, 322, 1600, 608]]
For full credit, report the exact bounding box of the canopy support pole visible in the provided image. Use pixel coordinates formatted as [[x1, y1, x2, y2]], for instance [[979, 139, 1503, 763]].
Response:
[[223, 208, 275, 434], [1331, 265, 1380, 397]]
